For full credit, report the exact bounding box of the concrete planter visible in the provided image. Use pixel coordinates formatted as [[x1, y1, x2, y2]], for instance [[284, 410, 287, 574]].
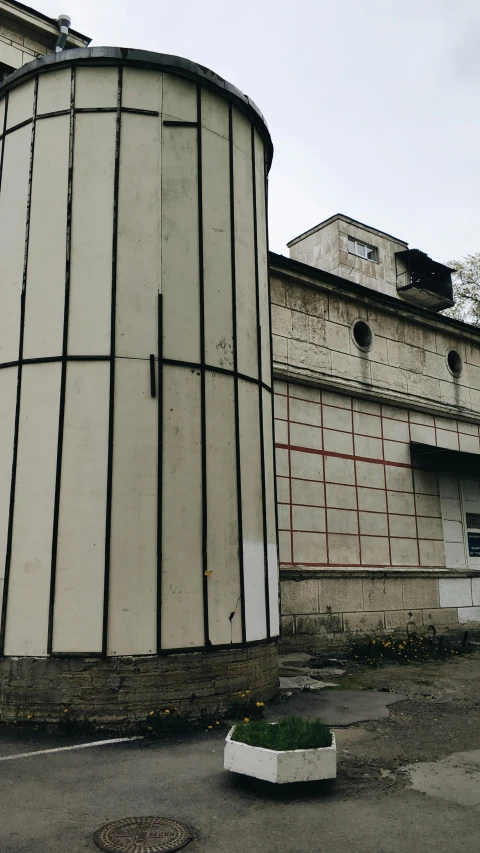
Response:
[[224, 726, 336, 784]]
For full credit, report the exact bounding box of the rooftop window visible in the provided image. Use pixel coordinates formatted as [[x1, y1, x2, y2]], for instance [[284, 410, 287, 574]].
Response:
[[348, 237, 378, 263]]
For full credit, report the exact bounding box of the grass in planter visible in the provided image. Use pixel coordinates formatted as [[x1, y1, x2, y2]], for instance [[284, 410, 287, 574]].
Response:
[[232, 716, 332, 751]]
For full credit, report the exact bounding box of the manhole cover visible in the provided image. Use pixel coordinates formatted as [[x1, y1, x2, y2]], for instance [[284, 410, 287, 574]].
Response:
[[93, 817, 192, 853]]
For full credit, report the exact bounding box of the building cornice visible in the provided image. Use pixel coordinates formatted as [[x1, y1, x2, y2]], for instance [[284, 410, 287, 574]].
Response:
[[286, 212, 408, 248]]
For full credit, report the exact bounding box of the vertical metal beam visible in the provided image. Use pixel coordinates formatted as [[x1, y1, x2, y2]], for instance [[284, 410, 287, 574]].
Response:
[[47, 67, 76, 654], [149, 354, 156, 398], [0, 92, 9, 654], [263, 158, 280, 638], [197, 85, 210, 646], [0, 77, 39, 655], [0, 91, 9, 191], [156, 293, 164, 653], [229, 103, 247, 644], [102, 66, 123, 657], [251, 125, 271, 639]]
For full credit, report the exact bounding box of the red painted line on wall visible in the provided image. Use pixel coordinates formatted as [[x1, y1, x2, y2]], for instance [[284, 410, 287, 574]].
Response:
[[275, 381, 455, 571], [275, 442, 412, 469], [277, 470, 448, 500]]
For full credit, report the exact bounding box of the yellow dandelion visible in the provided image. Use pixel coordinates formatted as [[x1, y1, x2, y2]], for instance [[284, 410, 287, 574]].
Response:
[[241, 693, 246, 698], [164, 709, 170, 715], [243, 717, 250, 723], [207, 725, 212, 730], [149, 710, 155, 716], [215, 721, 220, 725], [256, 701, 264, 707], [27, 714, 32, 720], [245, 690, 250, 694], [63, 709, 69, 714]]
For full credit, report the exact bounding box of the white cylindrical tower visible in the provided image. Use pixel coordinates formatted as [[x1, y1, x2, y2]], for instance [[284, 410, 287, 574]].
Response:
[[0, 49, 278, 722]]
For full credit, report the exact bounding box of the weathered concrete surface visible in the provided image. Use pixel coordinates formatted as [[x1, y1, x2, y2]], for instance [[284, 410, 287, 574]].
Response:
[[279, 675, 340, 690], [1, 653, 479, 853], [267, 689, 406, 726], [405, 750, 480, 808], [0, 725, 477, 853], [0, 643, 278, 725]]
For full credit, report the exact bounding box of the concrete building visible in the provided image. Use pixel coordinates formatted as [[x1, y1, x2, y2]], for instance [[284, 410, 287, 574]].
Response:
[[272, 215, 480, 649], [1, 4, 479, 724], [0, 0, 90, 81]]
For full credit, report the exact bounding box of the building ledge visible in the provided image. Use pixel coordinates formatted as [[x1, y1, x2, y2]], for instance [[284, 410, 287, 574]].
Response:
[[280, 565, 480, 580], [272, 364, 480, 426]]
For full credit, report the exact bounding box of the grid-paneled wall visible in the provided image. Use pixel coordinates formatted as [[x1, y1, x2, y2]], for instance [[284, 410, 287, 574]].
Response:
[[274, 381, 480, 569]]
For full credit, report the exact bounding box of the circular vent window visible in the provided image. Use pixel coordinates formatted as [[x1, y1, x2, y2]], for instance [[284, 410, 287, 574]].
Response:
[[447, 349, 463, 377], [352, 320, 373, 352]]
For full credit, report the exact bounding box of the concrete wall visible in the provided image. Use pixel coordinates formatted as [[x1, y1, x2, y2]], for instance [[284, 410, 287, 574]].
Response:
[[270, 266, 480, 419], [0, 60, 278, 661], [280, 574, 480, 650], [274, 380, 480, 644], [288, 215, 408, 299], [271, 259, 480, 649]]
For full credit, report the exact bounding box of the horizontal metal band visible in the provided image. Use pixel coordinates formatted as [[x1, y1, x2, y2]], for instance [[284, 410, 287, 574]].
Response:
[[0, 47, 273, 169], [163, 120, 198, 127], [0, 106, 161, 141], [162, 356, 272, 392], [0, 355, 272, 392], [0, 355, 110, 370]]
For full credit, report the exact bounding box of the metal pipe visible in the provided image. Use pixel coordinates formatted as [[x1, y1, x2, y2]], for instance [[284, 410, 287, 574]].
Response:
[[55, 14, 71, 53]]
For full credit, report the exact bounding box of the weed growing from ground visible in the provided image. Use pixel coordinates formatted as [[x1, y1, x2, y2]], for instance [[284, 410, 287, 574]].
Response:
[[351, 632, 467, 666], [228, 690, 265, 722]]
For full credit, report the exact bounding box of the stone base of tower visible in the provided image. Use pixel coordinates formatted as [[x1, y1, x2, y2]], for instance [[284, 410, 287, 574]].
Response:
[[0, 642, 278, 727]]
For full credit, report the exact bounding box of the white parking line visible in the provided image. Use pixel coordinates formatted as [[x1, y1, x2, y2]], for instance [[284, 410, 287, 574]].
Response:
[[0, 735, 143, 761]]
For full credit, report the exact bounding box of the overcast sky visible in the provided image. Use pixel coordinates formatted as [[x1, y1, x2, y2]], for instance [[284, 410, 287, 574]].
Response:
[[39, 0, 479, 264]]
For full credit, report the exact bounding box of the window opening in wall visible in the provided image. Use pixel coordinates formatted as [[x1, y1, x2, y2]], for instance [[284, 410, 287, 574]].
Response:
[[440, 473, 467, 569], [466, 513, 480, 558], [348, 237, 378, 262], [442, 474, 480, 570], [447, 349, 463, 377], [352, 320, 373, 351], [461, 478, 480, 567]]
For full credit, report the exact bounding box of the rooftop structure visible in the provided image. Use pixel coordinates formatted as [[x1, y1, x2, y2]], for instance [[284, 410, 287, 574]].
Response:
[[288, 213, 454, 311]]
